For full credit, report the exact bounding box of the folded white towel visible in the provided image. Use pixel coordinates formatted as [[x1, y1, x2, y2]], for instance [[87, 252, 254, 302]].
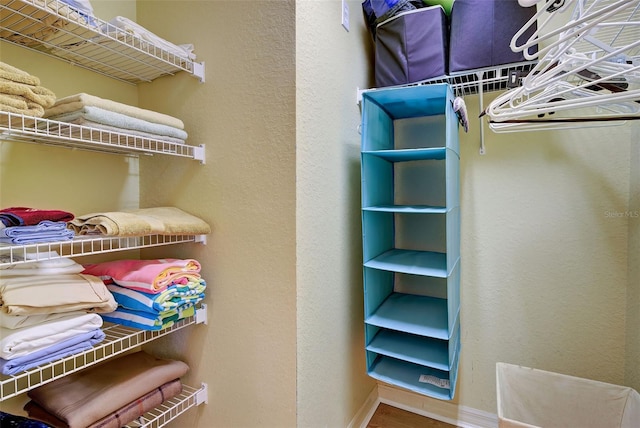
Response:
[[0, 312, 103, 359], [44, 92, 184, 129], [48, 106, 188, 140]]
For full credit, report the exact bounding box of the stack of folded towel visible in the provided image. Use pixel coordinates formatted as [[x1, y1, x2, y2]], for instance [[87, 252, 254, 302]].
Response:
[[24, 350, 189, 428], [0, 254, 117, 375], [67, 206, 211, 237], [0, 62, 56, 117], [82, 258, 206, 330], [43, 93, 188, 144], [0, 207, 75, 245]]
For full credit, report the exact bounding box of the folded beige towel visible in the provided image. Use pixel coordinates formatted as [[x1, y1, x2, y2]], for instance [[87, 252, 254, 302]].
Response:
[[0, 93, 45, 116], [67, 207, 211, 237], [0, 62, 41, 86], [0, 80, 56, 108], [44, 93, 184, 129], [0, 62, 56, 117], [0, 273, 117, 315]]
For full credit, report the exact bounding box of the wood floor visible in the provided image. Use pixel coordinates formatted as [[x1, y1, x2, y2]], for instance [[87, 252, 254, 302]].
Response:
[[367, 403, 458, 428]]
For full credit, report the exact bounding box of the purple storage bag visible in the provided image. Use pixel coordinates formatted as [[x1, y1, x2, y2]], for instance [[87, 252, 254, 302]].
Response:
[[448, 0, 538, 73], [374, 6, 448, 87]]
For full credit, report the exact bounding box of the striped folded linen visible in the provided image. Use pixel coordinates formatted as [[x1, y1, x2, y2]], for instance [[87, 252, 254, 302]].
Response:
[[26, 350, 189, 428], [82, 258, 201, 294], [101, 304, 196, 331], [106, 278, 206, 314], [0, 328, 105, 375]]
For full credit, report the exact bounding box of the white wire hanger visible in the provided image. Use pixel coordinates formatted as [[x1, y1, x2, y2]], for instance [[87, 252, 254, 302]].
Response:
[[484, 0, 640, 132]]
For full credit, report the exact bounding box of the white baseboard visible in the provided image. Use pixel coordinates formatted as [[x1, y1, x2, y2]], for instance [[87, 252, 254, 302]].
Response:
[[347, 386, 380, 428], [355, 383, 499, 428]]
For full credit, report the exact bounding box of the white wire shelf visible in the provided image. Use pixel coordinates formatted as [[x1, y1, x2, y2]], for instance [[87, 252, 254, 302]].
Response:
[[357, 61, 538, 102], [126, 383, 208, 428], [0, 234, 207, 267], [0, 0, 205, 84], [0, 111, 205, 162], [0, 304, 208, 401]]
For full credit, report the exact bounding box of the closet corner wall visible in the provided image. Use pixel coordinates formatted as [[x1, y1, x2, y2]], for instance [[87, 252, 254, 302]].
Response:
[[0, 1, 208, 426]]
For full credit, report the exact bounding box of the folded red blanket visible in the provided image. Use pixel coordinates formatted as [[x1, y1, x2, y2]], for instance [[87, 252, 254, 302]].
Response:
[[0, 206, 74, 226]]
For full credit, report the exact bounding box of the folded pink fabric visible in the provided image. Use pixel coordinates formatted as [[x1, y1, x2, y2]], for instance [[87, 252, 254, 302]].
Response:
[[82, 258, 201, 294]]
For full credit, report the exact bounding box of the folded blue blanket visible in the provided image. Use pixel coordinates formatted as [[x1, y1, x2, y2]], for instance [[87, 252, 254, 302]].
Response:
[[0, 328, 105, 375], [0, 221, 74, 244]]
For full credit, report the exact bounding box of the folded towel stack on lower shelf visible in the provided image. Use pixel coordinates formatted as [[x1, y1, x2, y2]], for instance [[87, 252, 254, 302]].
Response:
[[0, 255, 116, 375], [43, 92, 188, 145]]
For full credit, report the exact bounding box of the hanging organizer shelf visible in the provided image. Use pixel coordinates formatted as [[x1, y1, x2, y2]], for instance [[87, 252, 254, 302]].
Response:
[[0, 234, 207, 268], [0, 111, 206, 161], [0, 304, 208, 401], [0, 0, 205, 84], [360, 83, 461, 400]]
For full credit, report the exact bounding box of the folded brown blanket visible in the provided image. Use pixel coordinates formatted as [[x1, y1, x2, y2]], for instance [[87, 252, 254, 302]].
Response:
[[26, 351, 189, 428], [24, 377, 184, 428], [67, 206, 211, 237]]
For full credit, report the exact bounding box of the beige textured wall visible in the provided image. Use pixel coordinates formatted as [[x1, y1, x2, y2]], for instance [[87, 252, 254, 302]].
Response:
[[136, 1, 297, 427], [295, 1, 377, 426], [456, 92, 631, 413]]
